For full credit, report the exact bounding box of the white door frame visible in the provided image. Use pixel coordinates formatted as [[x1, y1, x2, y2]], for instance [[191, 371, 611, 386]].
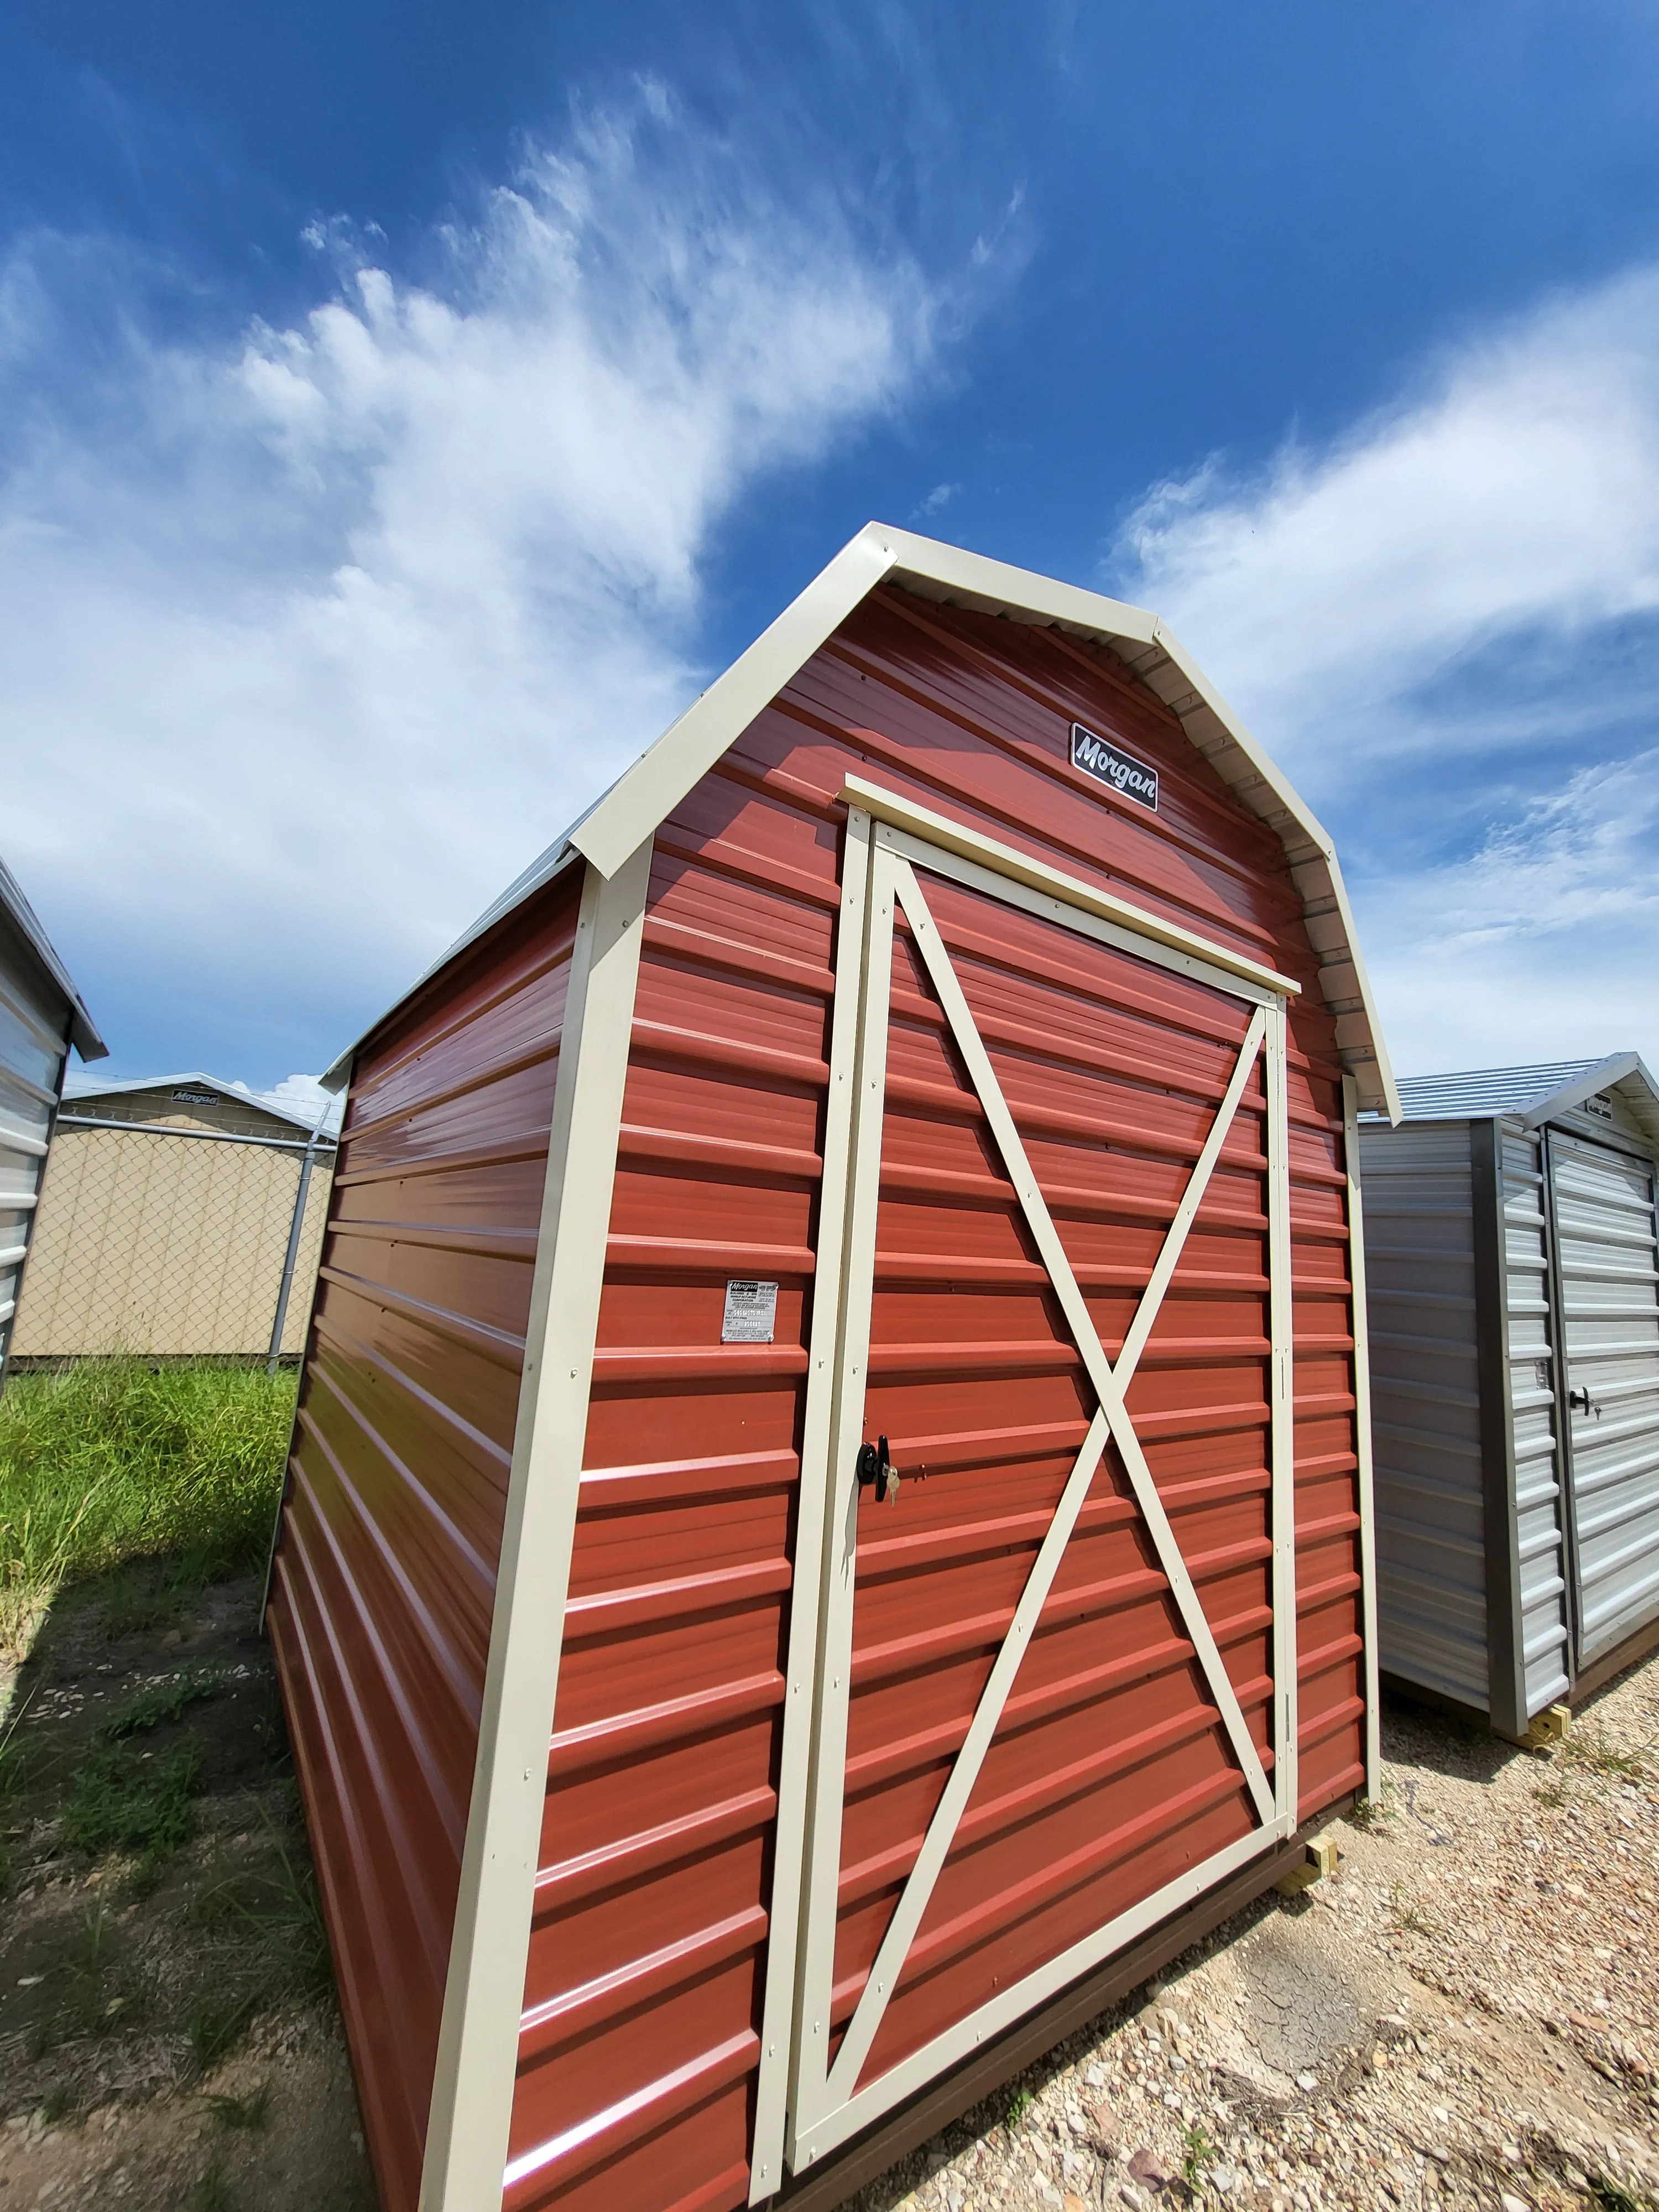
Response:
[[752, 792, 1298, 2194]]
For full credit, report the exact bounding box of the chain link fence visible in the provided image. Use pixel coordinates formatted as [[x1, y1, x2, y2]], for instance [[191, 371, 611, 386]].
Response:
[[9, 1112, 336, 1365]]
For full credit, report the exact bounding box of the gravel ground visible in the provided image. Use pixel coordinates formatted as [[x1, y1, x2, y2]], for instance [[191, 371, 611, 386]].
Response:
[[841, 1651, 1659, 2212]]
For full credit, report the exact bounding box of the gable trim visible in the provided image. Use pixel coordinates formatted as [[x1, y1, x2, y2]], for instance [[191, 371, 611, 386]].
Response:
[[567, 524, 1397, 1118]]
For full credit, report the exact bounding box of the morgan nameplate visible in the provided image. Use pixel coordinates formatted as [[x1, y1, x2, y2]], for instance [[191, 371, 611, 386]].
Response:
[[1071, 723, 1159, 811]]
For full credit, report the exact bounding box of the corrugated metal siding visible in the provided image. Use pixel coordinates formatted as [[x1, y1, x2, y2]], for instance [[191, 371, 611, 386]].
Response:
[[267, 873, 581, 2212], [1358, 1121, 1488, 1708], [0, 926, 70, 1385], [1288, 1056, 1369, 1815], [11, 1126, 334, 1356], [1550, 1133, 1659, 1667], [504, 585, 1368, 2212], [504, 824, 828, 2212], [1499, 1124, 1570, 1714]]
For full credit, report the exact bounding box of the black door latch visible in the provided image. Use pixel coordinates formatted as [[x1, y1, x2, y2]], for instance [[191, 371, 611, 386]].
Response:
[[855, 1434, 901, 1504]]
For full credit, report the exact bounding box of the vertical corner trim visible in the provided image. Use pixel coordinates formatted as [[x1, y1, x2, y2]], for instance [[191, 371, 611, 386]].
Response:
[[418, 843, 652, 2212], [1342, 1076, 1382, 1803], [1265, 1003, 1298, 1824], [1469, 1117, 1527, 1741]]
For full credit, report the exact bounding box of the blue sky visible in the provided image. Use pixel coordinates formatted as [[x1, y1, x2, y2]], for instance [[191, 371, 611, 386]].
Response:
[[5, 1, 1659, 1100]]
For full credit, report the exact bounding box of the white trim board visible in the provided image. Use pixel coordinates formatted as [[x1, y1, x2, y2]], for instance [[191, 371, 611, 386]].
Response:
[[775, 818, 1298, 2176], [419, 844, 651, 2212]]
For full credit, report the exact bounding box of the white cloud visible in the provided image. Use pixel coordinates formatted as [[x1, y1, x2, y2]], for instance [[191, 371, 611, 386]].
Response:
[[912, 479, 960, 518], [0, 95, 937, 1061], [1362, 751, 1659, 1072], [247, 1073, 344, 1133], [1114, 265, 1659, 763], [1109, 264, 1659, 1076]]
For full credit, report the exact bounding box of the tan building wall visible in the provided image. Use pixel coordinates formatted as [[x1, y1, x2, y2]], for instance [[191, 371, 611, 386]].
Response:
[[12, 1123, 335, 1358]]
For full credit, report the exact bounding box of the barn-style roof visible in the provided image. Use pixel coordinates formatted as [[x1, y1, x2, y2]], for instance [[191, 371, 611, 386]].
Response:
[[333, 524, 1400, 1116]]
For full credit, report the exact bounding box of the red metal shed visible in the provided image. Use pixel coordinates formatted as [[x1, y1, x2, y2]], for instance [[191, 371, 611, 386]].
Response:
[[265, 525, 1399, 2212]]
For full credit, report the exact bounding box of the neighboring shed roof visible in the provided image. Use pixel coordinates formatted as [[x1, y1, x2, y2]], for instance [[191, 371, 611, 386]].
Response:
[[327, 522, 1399, 1115], [1389, 1053, 1659, 1149], [0, 854, 106, 1061], [61, 1070, 329, 1135]]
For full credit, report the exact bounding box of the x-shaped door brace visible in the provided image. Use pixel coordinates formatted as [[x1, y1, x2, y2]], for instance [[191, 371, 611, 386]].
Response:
[[823, 857, 1277, 2103]]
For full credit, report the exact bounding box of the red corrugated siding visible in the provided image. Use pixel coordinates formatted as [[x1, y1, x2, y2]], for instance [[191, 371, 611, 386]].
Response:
[[503, 587, 1367, 2210], [268, 872, 581, 2212]]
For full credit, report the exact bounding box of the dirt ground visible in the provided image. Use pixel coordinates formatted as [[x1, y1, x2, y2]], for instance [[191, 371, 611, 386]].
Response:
[[2, 1569, 1655, 2212], [0, 1562, 375, 2210]]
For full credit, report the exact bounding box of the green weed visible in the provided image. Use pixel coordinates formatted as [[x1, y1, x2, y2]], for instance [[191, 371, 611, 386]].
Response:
[[40, 2083, 80, 2125], [0, 1358, 295, 1660], [62, 1735, 205, 1876], [189, 2164, 236, 2212], [1588, 2177, 1649, 2212], [1348, 1778, 1397, 1831], [1181, 2121, 1218, 2190], [1563, 1729, 1653, 1782], [203, 2083, 272, 2132], [1004, 2086, 1033, 2128], [97, 1668, 228, 1741], [28, 1901, 145, 2055], [193, 1819, 332, 2004], [1389, 1886, 1442, 1937], [186, 1991, 258, 2073]]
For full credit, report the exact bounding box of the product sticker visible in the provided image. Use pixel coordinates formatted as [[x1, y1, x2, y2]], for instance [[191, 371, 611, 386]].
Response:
[[722, 1279, 779, 1344]]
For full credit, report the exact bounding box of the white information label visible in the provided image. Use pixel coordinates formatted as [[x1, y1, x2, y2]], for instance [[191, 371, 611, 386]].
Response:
[[722, 1279, 779, 1344]]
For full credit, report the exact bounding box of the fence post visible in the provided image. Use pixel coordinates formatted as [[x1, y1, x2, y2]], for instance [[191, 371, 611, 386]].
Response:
[[267, 1102, 333, 1376]]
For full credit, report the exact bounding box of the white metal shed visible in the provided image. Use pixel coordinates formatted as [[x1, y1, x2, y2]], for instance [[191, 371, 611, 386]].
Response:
[[0, 854, 106, 1390], [1360, 1055, 1659, 1734]]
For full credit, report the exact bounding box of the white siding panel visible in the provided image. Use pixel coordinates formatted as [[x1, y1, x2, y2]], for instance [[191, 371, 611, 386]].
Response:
[[1499, 1124, 1570, 1714], [1359, 1120, 1488, 1708], [0, 954, 71, 1381], [1550, 1133, 1659, 1667]]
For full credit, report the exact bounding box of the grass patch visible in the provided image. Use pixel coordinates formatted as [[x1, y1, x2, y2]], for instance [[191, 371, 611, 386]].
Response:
[[187, 1991, 258, 2073], [62, 1735, 205, 1877], [1563, 1727, 1653, 1782], [97, 1668, 229, 1742], [192, 1825, 333, 2003], [28, 1901, 148, 2057], [0, 1358, 295, 1659]]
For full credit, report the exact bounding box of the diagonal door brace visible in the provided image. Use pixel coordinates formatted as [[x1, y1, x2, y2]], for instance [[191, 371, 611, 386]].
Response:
[[823, 865, 1276, 2100]]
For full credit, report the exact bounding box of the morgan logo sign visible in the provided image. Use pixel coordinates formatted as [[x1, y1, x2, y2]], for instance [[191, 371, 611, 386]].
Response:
[[1071, 723, 1159, 811]]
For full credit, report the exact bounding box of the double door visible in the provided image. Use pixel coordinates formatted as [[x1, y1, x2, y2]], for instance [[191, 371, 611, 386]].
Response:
[[750, 794, 1302, 2192]]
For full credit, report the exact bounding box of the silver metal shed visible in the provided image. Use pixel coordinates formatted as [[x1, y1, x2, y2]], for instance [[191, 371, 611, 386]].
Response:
[[1360, 1055, 1659, 1734], [0, 854, 106, 1389]]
